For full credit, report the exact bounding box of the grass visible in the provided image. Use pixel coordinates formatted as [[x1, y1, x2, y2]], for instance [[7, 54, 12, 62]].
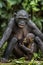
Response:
[[0, 58, 43, 65], [0, 45, 43, 65]]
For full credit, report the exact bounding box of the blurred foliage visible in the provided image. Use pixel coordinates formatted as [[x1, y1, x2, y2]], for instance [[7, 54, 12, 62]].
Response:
[[0, 0, 43, 37], [22, 0, 43, 30], [0, 57, 43, 65], [22, 0, 43, 12], [0, 0, 43, 65], [0, 0, 22, 37]]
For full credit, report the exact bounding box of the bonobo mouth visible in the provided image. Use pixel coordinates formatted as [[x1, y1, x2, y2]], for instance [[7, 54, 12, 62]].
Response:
[[19, 24, 25, 28]]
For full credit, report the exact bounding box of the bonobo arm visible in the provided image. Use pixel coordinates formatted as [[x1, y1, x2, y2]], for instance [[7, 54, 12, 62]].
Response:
[[0, 17, 15, 48], [27, 19, 43, 40], [35, 36, 43, 53], [18, 43, 33, 54], [31, 43, 37, 53]]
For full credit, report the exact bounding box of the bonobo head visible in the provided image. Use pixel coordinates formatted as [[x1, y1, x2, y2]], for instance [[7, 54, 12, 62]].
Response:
[[16, 10, 29, 28], [23, 33, 35, 44]]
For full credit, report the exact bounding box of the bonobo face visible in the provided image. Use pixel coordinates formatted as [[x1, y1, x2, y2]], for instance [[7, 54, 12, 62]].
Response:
[[23, 33, 35, 43], [16, 10, 29, 28], [16, 18, 28, 28]]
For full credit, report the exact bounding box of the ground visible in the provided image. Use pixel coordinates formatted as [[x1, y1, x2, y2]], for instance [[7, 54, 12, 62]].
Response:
[[0, 58, 43, 65]]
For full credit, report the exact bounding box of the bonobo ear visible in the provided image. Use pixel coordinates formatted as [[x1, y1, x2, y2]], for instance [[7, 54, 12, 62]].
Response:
[[28, 14, 31, 18], [13, 13, 17, 18]]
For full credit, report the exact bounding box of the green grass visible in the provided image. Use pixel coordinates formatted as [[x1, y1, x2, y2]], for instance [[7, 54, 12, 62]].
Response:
[[0, 45, 43, 65], [0, 58, 43, 65]]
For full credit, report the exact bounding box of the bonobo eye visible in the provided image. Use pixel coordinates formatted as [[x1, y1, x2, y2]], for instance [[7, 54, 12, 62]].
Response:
[[18, 18, 28, 22], [16, 18, 28, 24]]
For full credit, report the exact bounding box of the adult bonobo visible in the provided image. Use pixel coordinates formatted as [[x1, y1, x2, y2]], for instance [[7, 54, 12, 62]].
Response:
[[0, 10, 43, 62]]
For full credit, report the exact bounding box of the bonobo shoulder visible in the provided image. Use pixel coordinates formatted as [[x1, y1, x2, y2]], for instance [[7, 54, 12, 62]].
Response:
[[27, 19, 36, 29], [8, 17, 15, 27]]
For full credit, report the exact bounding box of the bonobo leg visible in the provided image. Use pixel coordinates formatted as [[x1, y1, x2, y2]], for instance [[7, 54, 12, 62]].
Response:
[[13, 44, 24, 58], [35, 36, 43, 53], [18, 43, 33, 60], [1, 37, 17, 63]]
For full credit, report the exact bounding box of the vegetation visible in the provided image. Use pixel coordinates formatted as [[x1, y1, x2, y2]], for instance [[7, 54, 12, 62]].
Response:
[[22, 0, 43, 30], [0, 0, 43, 37], [0, 57, 43, 65], [0, 0, 43, 65], [0, 0, 22, 37]]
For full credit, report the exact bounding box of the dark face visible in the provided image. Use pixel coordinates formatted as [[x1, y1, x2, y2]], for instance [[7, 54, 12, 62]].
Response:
[[26, 36, 34, 43], [16, 18, 28, 28], [23, 33, 35, 44], [16, 10, 29, 28]]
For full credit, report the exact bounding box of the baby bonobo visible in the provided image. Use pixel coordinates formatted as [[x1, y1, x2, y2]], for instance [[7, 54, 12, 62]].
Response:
[[0, 10, 43, 63], [24, 33, 37, 53], [18, 33, 37, 60]]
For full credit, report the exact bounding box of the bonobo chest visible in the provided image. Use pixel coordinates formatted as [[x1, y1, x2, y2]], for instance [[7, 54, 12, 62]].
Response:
[[13, 26, 29, 40]]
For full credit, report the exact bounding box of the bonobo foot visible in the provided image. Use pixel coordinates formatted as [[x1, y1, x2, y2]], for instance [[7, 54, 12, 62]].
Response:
[[0, 58, 10, 63]]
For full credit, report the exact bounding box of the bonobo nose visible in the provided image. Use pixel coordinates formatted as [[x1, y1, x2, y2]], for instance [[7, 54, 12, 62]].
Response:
[[19, 21, 25, 25]]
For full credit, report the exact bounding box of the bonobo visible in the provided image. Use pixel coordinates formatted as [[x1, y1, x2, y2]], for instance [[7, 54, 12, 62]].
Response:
[[18, 33, 37, 60], [0, 10, 43, 62], [22, 33, 37, 52]]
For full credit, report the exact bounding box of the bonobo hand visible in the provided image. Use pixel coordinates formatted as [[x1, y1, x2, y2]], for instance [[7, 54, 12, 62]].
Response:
[[35, 36, 43, 44]]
